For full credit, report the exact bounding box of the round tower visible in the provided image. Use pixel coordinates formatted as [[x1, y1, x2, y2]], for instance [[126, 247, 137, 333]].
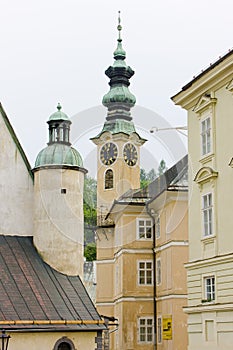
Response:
[[33, 104, 87, 277]]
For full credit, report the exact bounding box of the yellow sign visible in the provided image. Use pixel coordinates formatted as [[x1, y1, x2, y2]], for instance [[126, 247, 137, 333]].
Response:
[[162, 316, 172, 340]]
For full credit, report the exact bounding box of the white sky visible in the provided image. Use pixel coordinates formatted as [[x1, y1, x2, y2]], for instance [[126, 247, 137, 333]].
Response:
[[0, 0, 232, 173]]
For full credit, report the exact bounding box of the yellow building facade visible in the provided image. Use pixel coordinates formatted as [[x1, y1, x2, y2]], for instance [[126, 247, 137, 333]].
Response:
[[172, 49, 233, 349]]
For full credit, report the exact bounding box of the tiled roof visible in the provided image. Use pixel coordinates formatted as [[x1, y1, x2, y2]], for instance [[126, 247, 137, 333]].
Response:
[[0, 235, 105, 331]]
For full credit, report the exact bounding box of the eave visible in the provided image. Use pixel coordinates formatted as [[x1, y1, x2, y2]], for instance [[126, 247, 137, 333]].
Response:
[[171, 49, 233, 110]]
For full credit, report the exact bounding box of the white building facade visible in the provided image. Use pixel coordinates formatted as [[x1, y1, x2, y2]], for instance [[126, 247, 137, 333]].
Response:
[[172, 50, 233, 349]]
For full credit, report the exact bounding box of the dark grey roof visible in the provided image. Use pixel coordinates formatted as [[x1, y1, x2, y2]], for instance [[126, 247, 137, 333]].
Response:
[[0, 235, 105, 331], [147, 154, 188, 201], [172, 48, 233, 98], [105, 155, 188, 219]]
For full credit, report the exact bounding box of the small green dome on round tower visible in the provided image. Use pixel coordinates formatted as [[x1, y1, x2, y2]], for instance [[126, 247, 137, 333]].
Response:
[[49, 103, 70, 122], [34, 104, 84, 169], [34, 144, 83, 168]]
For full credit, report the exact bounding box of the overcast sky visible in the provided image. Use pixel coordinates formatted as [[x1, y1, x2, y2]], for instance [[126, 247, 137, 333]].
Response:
[[0, 0, 232, 172]]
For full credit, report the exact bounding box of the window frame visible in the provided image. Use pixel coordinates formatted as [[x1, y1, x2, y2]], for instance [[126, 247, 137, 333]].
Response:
[[136, 218, 153, 240], [202, 192, 214, 237], [156, 258, 161, 285], [155, 215, 160, 239], [53, 337, 75, 350], [203, 275, 215, 302], [138, 260, 153, 286], [200, 115, 212, 157], [138, 316, 154, 344], [157, 316, 162, 344], [104, 168, 114, 190]]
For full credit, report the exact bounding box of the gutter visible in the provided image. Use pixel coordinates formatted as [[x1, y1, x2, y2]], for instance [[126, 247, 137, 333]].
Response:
[[0, 320, 105, 325]]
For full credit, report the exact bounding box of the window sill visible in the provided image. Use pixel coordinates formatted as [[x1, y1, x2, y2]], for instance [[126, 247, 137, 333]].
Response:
[[201, 299, 215, 304], [199, 153, 214, 164], [201, 235, 215, 242]]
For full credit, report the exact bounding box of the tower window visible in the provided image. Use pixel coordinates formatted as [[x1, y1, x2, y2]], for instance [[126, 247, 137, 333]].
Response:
[[61, 188, 67, 194], [105, 169, 114, 189]]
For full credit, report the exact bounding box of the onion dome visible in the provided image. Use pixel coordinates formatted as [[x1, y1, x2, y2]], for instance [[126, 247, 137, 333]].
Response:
[[34, 104, 84, 169], [102, 11, 136, 121], [91, 12, 146, 143]]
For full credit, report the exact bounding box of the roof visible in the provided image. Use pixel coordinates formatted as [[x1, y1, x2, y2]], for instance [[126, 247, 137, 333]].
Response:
[[0, 103, 33, 180], [34, 144, 84, 169], [172, 48, 233, 100], [48, 103, 70, 122], [147, 154, 188, 201], [105, 155, 188, 219], [0, 235, 105, 331]]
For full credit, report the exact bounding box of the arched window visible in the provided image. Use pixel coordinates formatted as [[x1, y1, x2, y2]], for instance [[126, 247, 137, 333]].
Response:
[[58, 343, 71, 350], [105, 169, 114, 189], [53, 337, 75, 350]]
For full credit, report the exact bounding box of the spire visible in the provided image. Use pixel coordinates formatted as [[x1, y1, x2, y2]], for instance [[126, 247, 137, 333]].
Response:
[[102, 12, 136, 122], [113, 11, 126, 61]]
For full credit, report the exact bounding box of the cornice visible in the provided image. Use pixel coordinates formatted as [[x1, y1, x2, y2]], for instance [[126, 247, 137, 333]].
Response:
[[172, 53, 233, 110], [194, 166, 218, 185]]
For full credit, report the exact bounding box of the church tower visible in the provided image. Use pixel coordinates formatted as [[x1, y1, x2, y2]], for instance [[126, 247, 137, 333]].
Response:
[[91, 12, 146, 219], [33, 104, 87, 277]]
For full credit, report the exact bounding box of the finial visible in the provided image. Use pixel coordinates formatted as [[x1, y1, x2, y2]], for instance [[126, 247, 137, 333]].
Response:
[[117, 11, 122, 42], [57, 103, 62, 111]]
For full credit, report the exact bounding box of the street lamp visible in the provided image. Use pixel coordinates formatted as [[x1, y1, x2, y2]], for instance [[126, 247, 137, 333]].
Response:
[[0, 330, 11, 350], [150, 126, 187, 137]]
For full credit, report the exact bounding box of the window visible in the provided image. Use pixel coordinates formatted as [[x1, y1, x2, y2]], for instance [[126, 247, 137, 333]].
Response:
[[53, 337, 75, 350], [201, 117, 211, 155], [58, 343, 71, 350], [156, 258, 161, 285], [157, 316, 162, 343], [202, 193, 213, 236], [138, 317, 153, 343], [138, 261, 153, 285], [155, 216, 160, 239], [137, 218, 152, 239], [105, 169, 113, 189], [204, 276, 215, 301]]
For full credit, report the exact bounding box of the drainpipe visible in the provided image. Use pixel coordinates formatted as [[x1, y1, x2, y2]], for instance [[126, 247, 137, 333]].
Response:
[[146, 204, 157, 350]]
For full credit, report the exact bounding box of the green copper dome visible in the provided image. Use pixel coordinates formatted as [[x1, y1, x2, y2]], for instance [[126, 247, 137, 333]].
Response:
[[103, 85, 136, 106], [49, 103, 70, 122], [34, 104, 84, 169], [34, 144, 83, 168]]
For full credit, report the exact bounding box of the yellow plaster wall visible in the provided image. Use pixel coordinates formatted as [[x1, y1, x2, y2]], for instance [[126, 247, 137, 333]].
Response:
[[7, 331, 97, 350]]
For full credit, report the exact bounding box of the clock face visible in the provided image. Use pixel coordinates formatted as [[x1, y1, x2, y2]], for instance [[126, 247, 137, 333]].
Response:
[[100, 142, 118, 165], [123, 143, 138, 166]]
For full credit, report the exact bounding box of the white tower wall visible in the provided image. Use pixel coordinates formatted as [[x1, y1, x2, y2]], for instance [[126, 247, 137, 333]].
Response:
[[33, 167, 84, 277]]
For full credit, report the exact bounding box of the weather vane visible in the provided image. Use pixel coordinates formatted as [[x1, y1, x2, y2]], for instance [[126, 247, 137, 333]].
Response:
[[117, 10, 122, 41]]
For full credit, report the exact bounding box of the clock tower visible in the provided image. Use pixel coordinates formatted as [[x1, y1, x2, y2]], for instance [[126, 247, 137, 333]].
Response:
[[91, 12, 146, 219]]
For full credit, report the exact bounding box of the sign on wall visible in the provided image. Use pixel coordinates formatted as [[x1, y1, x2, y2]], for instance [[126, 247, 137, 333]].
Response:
[[162, 316, 172, 340]]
